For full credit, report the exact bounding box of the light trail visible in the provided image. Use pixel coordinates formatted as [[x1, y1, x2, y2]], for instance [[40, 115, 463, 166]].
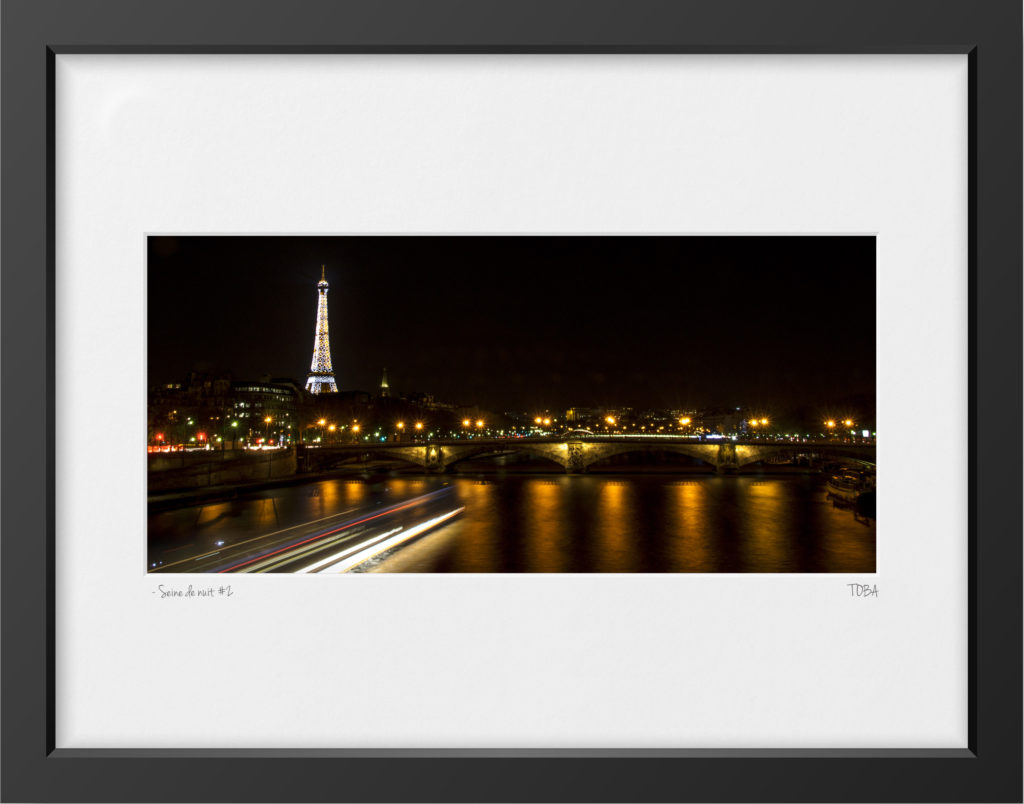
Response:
[[237, 527, 384, 573], [216, 490, 453, 573], [155, 506, 359, 571], [310, 507, 464, 574], [294, 528, 404, 574]]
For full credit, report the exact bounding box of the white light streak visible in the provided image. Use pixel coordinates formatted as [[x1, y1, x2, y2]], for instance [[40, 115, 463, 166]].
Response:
[[310, 508, 464, 574], [295, 528, 404, 574]]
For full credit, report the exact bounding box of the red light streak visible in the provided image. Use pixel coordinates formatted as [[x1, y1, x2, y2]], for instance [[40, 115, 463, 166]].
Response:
[[216, 497, 436, 573]]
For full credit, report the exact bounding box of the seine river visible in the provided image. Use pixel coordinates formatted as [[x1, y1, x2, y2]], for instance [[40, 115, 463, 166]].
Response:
[[149, 472, 875, 573]]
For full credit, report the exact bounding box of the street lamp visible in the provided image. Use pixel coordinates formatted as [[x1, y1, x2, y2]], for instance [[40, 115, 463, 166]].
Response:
[[263, 416, 272, 444]]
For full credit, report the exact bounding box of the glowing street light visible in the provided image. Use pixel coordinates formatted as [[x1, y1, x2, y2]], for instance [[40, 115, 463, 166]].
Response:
[[475, 419, 485, 428], [605, 416, 616, 426], [679, 417, 691, 426], [397, 421, 405, 430], [534, 417, 542, 425], [415, 422, 424, 431], [462, 419, 471, 427]]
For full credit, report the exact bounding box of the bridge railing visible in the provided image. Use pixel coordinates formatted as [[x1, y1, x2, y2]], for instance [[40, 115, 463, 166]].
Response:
[[299, 435, 875, 449]]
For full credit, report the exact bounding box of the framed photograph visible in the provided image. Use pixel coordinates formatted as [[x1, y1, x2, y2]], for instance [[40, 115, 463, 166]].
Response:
[[3, 1, 1020, 802], [146, 234, 877, 575]]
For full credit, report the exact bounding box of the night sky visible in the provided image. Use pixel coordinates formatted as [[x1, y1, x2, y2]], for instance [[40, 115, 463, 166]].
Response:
[[148, 236, 875, 415]]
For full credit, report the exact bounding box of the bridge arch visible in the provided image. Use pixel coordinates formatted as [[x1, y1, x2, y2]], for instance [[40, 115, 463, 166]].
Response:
[[581, 442, 721, 470], [442, 444, 568, 471], [302, 445, 430, 472], [734, 445, 804, 468]]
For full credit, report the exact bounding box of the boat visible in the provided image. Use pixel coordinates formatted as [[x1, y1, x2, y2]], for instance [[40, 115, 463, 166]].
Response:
[[825, 468, 875, 505]]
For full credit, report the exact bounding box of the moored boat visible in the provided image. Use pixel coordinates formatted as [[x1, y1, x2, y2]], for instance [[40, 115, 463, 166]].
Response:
[[826, 468, 875, 505]]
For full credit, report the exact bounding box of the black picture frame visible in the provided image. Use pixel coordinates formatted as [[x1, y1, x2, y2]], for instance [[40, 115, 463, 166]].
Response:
[[2, 1, 1020, 801]]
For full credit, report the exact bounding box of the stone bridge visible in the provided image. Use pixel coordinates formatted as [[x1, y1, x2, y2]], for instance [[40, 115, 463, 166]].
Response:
[[298, 437, 875, 474]]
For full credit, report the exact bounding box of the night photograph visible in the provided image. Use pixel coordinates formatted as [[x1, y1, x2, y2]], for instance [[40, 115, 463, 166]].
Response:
[[148, 235, 876, 573]]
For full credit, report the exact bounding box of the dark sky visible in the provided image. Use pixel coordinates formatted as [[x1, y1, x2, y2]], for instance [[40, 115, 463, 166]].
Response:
[[148, 235, 875, 414]]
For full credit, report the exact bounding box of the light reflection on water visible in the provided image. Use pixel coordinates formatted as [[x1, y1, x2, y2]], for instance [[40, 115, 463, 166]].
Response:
[[523, 479, 569, 573], [594, 481, 637, 573], [390, 474, 874, 573], [668, 480, 714, 572], [149, 474, 875, 573]]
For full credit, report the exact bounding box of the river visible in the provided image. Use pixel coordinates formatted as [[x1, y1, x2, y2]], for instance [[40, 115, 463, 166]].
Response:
[[149, 472, 875, 573]]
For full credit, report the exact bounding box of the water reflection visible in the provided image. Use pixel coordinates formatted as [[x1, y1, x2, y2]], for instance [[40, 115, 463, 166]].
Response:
[[149, 473, 875, 573], [667, 480, 715, 572], [593, 481, 637, 572], [522, 479, 570, 572], [439, 475, 873, 573], [443, 480, 500, 572], [737, 480, 792, 572]]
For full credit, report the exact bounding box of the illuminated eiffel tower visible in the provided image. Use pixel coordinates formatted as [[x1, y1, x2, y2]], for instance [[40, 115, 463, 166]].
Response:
[[304, 266, 338, 394]]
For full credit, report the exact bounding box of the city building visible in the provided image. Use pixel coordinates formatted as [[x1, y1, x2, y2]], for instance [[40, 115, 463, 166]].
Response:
[[565, 407, 597, 423], [230, 379, 303, 443], [148, 373, 302, 447]]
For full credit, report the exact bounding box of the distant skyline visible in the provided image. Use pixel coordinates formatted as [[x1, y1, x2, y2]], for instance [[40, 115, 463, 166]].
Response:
[[148, 235, 875, 415]]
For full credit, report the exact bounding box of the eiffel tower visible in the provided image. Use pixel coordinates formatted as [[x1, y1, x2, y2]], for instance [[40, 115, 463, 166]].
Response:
[[304, 266, 338, 394]]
